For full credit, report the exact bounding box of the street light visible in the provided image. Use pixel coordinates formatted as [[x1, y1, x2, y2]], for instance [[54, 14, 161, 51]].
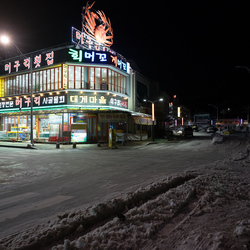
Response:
[[143, 98, 163, 142], [0, 35, 34, 146], [0, 35, 10, 45]]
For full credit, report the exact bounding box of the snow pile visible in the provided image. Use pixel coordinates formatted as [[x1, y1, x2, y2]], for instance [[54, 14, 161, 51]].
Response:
[[51, 165, 250, 250], [52, 182, 195, 250], [211, 132, 223, 144], [0, 173, 196, 250]]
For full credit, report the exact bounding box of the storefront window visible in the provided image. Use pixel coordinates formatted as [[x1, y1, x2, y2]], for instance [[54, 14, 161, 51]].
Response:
[[68, 66, 74, 89], [55, 68, 58, 90], [43, 70, 47, 91], [75, 66, 81, 89], [51, 68, 55, 90], [101, 68, 107, 90], [1, 65, 127, 96], [89, 67, 94, 90], [111, 71, 115, 91], [95, 68, 100, 90], [108, 69, 112, 91]]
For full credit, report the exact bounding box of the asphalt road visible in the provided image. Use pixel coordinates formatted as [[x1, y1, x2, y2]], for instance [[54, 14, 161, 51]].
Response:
[[0, 133, 229, 239]]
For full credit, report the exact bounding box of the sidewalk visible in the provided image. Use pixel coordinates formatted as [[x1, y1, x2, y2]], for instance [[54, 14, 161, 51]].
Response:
[[0, 139, 163, 150]]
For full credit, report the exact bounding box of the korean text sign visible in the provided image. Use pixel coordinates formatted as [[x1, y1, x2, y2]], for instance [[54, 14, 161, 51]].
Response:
[[0, 93, 66, 110]]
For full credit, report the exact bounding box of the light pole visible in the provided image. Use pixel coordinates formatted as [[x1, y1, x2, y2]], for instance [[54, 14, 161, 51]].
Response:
[[143, 98, 163, 142], [208, 104, 219, 124], [1, 35, 34, 146]]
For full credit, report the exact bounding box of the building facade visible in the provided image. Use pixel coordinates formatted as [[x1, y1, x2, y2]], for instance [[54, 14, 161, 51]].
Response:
[[0, 45, 130, 143]]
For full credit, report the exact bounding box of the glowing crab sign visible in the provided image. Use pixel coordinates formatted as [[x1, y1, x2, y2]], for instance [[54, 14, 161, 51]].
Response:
[[82, 1, 113, 47], [72, 1, 113, 52]]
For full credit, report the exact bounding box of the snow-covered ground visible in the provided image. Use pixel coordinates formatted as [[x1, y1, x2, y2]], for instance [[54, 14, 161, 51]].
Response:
[[1, 134, 250, 249]]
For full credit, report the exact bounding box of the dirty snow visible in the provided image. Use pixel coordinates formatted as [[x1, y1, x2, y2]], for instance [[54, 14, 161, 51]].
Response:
[[1, 134, 250, 249]]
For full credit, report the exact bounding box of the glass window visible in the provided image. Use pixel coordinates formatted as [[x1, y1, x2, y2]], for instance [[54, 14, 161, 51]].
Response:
[[40, 71, 43, 91], [75, 66, 81, 89], [101, 68, 107, 90], [111, 71, 115, 91], [81, 67, 85, 88], [51, 68, 54, 90], [35, 72, 40, 92], [58, 67, 61, 89], [55, 68, 58, 90], [69, 66, 74, 89], [117, 74, 121, 93], [89, 67, 94, 89], [43, 70, 47, 91], [95, 68, 100, 90], [108, 69, 112, 91], [114, 72, 118, 92], [47, 69, 51, 91]]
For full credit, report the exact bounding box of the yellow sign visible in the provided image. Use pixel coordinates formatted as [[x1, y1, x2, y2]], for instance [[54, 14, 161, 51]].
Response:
[[62, 64, 68, 89], [0, 78, 4, 97]]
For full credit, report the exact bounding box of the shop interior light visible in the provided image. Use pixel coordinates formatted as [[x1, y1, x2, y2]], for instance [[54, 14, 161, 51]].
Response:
[[2, 98, 5, 101], [113, 94, 116, 97], [65, 90, 68, 93], [80, 91, 83, 94], [16, 96, 19, 99], [23, 96, 27, 98], [49, 92, 52, 95], [107, 92, 110, 95], [56, 91, 60, 94], [8, 97, 12, 100], [94, 92, 97, 95]]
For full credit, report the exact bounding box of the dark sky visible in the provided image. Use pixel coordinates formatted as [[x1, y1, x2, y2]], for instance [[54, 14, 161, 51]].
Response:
[[1, 1, 250, 115]]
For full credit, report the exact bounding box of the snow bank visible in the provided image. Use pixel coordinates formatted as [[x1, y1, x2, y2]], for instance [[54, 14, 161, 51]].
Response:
[[211, 132, 223, 144], [0, 173, 196, 250]]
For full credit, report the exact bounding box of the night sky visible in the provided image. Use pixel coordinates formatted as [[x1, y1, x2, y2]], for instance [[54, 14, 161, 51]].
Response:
[[1, 1, 250, 116]]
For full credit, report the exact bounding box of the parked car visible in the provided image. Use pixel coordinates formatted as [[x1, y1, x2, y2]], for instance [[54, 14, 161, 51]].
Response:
[[207, 126, 218, 133], [183, 126, 193, 137]]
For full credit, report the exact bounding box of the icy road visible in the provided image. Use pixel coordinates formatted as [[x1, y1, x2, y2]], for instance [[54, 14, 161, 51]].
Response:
[[0, 133, 229, 242]]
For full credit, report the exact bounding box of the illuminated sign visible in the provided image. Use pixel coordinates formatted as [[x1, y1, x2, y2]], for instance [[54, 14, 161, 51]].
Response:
[[0, 78, 4, 97], [0, 47, 128, 76], [0, 94, 66, 110], [72, 27, 113, 53], [0, 92, 128, 111], [82, 1, 113, 47], [68, 92, 128, 110], [68, 48, 128, 72], [178, 107, 181, 117], [2, 50, 55, 75], [62, 64, 68, 89]]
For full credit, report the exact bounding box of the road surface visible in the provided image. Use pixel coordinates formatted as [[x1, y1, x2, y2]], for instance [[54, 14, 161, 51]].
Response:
[[0, 133, 229, 239]]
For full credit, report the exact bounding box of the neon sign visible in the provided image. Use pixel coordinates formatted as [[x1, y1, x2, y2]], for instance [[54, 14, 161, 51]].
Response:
[[68, 48, 128, 72], [1, 50, 55, 75], [82, 1, 113, 47], [0, 48, 128, 76], [0, 94, 66, 110]]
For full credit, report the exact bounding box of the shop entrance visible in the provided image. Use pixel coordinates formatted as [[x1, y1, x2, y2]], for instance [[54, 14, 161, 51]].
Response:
[[87, 116, 97, 142]]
